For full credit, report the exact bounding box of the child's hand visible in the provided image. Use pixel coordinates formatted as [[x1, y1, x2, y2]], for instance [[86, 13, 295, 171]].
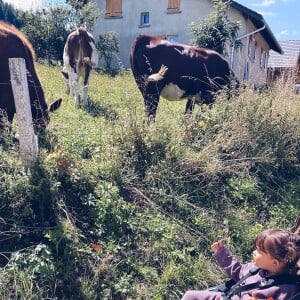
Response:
[[247, 294, 259, 300], [248, 292, 274, 300], [211, 240, 223, 252]]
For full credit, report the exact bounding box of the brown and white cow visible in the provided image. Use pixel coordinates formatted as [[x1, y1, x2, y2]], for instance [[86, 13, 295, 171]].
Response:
[[0, 21, 62, 133], [130, 35, 238, 122], [61, 28, 98, 107]]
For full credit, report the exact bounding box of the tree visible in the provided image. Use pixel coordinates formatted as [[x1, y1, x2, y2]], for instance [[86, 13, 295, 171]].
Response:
[[66, 0, 88, 11], [15, 0, 100, 61], [96, 32, 119, 70], [64, 0, 99, 31], [17, 7, 71, 61], [189, 0, 241, 55], [0, 0, 19, 26]]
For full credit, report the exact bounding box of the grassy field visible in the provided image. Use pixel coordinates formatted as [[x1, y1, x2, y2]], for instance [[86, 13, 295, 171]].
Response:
[[0, 64, 299, 299]]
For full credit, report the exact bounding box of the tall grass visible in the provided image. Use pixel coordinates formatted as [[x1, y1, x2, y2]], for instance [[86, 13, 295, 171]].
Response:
[[0, 64, 299, 299]]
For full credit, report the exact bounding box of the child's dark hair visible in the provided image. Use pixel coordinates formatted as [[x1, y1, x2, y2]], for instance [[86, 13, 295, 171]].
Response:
[[254, 229, 300, 270]]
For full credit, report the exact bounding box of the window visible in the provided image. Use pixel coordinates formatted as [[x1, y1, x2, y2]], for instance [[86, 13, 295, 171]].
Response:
[[243, 62, 249, 81], [260, 49, 268, 70], [140, 12, 150, 27], [248, 36, 257, 62], [167, 0, 180, 13], [167, 35, 179, 42], [106, 0, 122, 17]]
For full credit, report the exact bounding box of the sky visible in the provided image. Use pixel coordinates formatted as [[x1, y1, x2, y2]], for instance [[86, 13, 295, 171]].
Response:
[[3, 0, 299, 41], [3, 0, 42, 10], [234, 0, 299, 41], [3, 0, 65, 10]]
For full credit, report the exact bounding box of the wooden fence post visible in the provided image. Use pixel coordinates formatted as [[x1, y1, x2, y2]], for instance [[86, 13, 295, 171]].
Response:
[[9, 58, 38, 167]]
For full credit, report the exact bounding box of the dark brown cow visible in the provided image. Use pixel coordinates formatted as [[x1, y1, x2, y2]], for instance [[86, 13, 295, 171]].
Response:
[[61, 28, 98, 107], [130, 35, 238, 122], [0, 21, 62, 133]]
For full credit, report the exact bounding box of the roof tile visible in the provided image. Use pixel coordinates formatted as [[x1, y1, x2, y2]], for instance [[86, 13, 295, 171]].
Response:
[[268, 40, 300, 68]]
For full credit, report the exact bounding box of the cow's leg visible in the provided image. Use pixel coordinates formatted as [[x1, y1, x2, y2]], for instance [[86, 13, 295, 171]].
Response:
[[74, 80, 80, 107], [82, 66, 92, 106], [185, 97, 195, 115], [82, 85, 89, 106], [65, 65, 78, 105], [62, 67, 74, 97], [142, 83, 160, 123], [63, 54, 73, 97], [68, 76, 74, 97], [144, 95, 159, 123], [69, 71, 80, 107], [61, 67, 71, 95], [68, 58, 81, 107], [74, 79, 80, 107]]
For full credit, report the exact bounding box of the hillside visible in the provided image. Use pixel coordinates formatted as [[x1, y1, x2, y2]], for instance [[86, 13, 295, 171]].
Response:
[[0, 64, 299, 299]]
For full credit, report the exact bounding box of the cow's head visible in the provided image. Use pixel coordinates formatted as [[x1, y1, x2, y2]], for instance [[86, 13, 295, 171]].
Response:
[[61, 67, 69, 82], [31, 97, 62, 134], [23, 67, 62, 133], [61, 67, 71, 95]]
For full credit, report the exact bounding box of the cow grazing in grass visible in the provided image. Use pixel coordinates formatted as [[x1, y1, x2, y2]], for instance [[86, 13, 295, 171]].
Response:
[[61, 28, 98, 107], [130, 35, 238, 122], [0, 21, 62, 133]]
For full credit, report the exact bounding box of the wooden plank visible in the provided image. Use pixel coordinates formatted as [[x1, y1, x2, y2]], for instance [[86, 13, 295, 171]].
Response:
[[9, 58, 38, 168]]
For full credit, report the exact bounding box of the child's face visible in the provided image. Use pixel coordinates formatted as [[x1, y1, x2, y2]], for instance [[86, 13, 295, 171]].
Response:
[[252, 247, 279, 273]]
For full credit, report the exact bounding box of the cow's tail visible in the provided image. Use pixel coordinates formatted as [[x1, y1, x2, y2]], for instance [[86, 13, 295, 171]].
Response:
[[78, 27, 98, 67]]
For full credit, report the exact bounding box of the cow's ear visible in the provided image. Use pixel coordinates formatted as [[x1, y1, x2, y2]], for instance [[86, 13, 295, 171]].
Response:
[[48, 98, 62, 112]]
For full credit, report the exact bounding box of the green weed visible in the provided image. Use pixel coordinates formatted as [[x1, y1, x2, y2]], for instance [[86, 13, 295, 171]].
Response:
[[0, 64, 299, 299]]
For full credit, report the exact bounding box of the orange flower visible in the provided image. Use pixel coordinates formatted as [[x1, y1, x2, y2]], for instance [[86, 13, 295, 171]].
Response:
[[91, 243, 102, 251]]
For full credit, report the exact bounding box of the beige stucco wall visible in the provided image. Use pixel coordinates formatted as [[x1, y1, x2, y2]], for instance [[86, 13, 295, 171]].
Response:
[[93, 0, 270, 85], [229, 16, 271, 86], [246, 20, 270, 86], [93, 0, 213, 68]]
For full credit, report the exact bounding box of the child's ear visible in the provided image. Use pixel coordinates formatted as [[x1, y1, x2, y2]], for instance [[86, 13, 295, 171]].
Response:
[[272, 258, 282, 270]]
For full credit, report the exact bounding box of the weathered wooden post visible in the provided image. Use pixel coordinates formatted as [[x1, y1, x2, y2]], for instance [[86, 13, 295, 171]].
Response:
[[9, 58, 38, 167]]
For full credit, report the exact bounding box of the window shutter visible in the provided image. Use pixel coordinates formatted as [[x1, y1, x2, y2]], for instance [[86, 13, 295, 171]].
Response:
[[168, 0, 180, 11], [113, 0, 122, 16], [106, 0, 113, 16], [106, 0, 122, 17]]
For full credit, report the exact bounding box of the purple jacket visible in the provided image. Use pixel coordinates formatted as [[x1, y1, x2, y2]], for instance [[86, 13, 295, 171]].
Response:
[[181, 246, 299, 300]]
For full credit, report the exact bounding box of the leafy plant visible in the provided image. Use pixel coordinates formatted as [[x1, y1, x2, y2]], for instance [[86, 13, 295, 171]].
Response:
[[189, 0, 242, 54], [96, 31, 120, 70]]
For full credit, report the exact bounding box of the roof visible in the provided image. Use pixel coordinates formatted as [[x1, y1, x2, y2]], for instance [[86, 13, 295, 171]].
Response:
[[268, 40, 300, 68], [228, 1, 283, 54]]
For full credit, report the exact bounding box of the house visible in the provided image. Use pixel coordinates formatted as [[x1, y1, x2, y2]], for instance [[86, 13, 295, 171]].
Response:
[[93, 0, 282, 86], [268, 40, 300, 88]]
